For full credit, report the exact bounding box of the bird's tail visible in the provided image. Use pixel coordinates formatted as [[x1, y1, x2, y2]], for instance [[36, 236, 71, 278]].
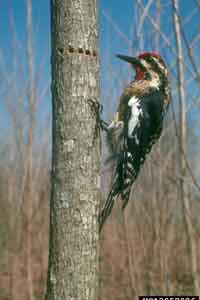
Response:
[[98, 175, 119, 232], [121, 180, 133, 210], [98, 176, 135, 232], [98, 179, 133, 232], [98, 151, 140, 231]]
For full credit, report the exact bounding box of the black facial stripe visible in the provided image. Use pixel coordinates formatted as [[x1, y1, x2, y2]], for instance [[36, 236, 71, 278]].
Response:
[[143, 56, 166, 75], [136, 63, 148, 74], [142, 57, 168, 90], [137, 64, 151, 80]]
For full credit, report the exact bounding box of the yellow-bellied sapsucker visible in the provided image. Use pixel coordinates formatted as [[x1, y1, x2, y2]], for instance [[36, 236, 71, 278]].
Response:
[[99, 52, 171, 232]]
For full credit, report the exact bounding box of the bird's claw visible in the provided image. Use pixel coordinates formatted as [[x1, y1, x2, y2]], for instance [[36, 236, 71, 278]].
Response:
[[100, 119, 109, 132], [88, 98, 103, 114], [88, 98, 109, 132]]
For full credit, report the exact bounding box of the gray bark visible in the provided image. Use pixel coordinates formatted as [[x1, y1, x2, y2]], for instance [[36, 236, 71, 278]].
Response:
[[45, 1, 100, 300]]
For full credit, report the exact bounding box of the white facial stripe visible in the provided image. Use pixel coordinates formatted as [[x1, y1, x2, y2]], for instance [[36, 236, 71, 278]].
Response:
[[128, 96, 142, 139], [151, 57, 167, 74], [140, 59, 151, 69], [140, 58, 160, 90]]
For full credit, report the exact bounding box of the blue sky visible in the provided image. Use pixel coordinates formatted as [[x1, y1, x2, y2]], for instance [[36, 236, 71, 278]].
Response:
[[0, 1, 200, 129], [0, 0, 136, 130], [0, 0, 134, 73], [0, 0, 198, 81], [0, 0, 198, 79]]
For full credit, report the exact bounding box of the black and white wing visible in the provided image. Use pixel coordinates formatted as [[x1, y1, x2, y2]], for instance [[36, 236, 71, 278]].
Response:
[[99, 91, 165, 231]]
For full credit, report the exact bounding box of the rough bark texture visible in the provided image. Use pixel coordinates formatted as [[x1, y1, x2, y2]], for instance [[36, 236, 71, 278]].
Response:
[[45, 1, 100, 300]]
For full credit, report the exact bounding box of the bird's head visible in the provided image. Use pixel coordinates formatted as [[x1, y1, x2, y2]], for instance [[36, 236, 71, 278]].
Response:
[[117, 52, 168, 88]]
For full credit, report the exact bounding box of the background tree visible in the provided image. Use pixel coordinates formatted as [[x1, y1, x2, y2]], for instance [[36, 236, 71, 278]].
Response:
[[1, 1, 200, 299], [45, 0, 101, 300]]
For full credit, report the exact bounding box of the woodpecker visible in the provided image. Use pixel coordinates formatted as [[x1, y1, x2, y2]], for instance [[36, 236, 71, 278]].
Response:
[[99, 52, 171, 232]]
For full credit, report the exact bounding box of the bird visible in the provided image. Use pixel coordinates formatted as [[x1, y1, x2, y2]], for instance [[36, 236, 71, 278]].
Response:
[[99, 51, 171, 232]]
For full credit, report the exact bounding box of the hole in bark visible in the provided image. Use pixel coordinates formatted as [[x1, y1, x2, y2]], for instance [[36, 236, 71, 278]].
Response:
[[68, 46, 74, 53], [78, 47, 84, 54], [92, 51, 97, 57], [85, 49, 91, 56]]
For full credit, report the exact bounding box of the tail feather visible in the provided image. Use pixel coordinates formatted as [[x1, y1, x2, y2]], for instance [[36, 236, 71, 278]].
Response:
[[98, 176, 119, 232], [98, 180, 133, 232], [98, 152, 141, 232], [121, 183, 132, 210]]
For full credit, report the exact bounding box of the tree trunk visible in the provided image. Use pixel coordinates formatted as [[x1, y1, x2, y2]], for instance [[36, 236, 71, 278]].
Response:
[[45, 1, 100, 300], [172, 0, 200, 295]]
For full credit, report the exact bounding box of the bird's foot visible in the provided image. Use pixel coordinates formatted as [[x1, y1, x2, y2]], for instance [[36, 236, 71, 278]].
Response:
[[88, 98, 109, 132]]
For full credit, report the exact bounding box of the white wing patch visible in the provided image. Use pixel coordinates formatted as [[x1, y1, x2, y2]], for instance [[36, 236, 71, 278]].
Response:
[[128, 96, 142, 141]]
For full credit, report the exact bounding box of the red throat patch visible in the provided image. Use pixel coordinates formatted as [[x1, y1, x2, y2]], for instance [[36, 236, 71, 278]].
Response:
[[135, 67, 145, 80]]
